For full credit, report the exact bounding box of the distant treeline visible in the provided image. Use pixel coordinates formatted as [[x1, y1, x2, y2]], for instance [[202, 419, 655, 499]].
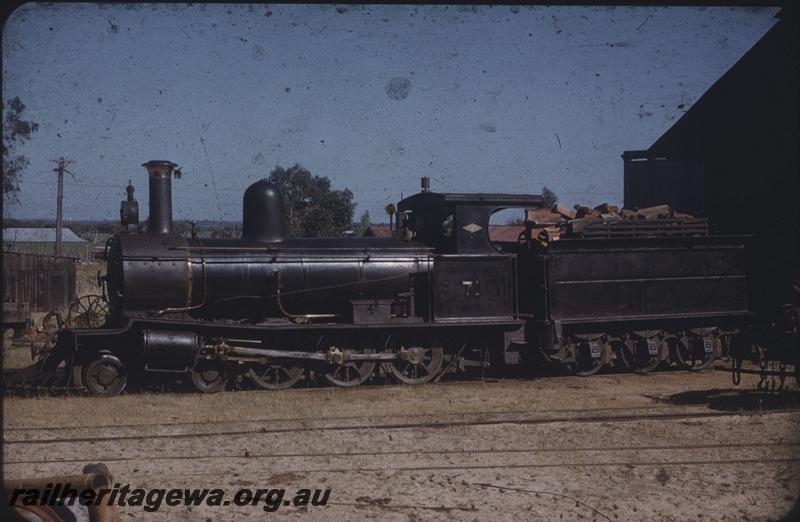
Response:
[[4, 219, 369, 241], [3, 219, 241, 240]]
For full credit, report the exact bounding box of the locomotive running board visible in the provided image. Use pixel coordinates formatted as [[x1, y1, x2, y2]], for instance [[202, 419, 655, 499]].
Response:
[[130, 316, 524, 331]]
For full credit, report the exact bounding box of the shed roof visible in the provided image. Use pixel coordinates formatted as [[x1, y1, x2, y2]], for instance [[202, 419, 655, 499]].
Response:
[[3, 228, 87, 243]]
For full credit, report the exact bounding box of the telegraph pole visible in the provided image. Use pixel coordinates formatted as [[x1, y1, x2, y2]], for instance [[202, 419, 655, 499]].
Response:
[[52, 157, 75, 258]]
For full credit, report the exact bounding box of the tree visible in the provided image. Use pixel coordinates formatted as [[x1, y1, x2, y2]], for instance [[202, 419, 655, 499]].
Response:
[[542, 185, 558, 208], [2, 97, 39, 203], [352, 210, 371, 236], [267, 164, 355, 237]]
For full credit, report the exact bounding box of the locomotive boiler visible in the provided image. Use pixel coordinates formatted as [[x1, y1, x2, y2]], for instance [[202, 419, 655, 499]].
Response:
[[107, 161, 431, 323]]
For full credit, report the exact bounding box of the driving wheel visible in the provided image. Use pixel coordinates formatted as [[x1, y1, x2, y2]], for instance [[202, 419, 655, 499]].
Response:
[[382, 336, 443, 385]]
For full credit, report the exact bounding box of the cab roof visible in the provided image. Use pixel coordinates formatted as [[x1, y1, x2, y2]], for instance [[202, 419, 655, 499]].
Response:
[[398, 191, 544, 212]]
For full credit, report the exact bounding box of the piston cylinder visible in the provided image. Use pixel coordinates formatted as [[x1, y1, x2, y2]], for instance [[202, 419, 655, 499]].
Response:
[[142, 330, 198, 371]]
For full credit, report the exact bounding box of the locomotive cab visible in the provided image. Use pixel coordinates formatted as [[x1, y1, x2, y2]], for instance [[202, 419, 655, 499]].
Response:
[[396, 186, 543, 255], [397, 182, 544, 323]]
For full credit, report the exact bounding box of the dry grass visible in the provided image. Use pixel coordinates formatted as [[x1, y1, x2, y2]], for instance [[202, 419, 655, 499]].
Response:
[[2, 338, 34, 369], [75, 261, 105, 299]]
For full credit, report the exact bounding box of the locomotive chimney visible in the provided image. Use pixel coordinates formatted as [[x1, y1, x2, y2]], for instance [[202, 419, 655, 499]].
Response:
[[421, 176, 430, 192], [242, 180, 288, 243], [142, 160, 179, 235]]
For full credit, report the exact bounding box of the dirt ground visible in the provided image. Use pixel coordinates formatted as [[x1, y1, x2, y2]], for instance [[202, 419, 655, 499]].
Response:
[[4, 369, 799, 521]]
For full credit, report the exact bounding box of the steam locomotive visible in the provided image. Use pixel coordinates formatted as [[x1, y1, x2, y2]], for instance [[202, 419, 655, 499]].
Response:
[[7, 159, 793, 396]]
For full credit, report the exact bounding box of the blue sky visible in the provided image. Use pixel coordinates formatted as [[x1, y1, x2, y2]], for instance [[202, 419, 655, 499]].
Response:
[[2, 4, 779, 223]]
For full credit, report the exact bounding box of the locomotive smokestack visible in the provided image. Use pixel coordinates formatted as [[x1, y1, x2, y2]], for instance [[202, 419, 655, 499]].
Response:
[[421, 176, 430, 192], [242, 180, 288, 243], [142, 160, 179, 235]]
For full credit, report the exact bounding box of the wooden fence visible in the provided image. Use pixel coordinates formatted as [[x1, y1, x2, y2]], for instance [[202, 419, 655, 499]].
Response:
[[2, 252, 77, 312]]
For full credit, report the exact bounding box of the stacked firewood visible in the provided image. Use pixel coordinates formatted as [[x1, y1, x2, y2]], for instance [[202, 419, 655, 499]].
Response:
[[525, 203, 697, 243]]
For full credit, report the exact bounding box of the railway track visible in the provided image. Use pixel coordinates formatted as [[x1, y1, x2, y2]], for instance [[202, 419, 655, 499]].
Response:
[[5, 407, 799, 445], [7, 440, 800, 466], [173, 457, 800, 477], [0, 403, 707, 432]]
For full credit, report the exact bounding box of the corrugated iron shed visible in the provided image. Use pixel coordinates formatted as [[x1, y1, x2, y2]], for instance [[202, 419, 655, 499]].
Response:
[[3, 228, 87, 242]]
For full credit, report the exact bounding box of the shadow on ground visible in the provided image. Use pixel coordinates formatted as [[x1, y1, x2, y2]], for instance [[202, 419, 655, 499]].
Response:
[[648, 387, 800, 412]]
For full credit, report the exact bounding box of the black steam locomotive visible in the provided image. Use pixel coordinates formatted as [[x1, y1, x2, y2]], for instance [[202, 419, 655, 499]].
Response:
[[7, 159, 789, 396]]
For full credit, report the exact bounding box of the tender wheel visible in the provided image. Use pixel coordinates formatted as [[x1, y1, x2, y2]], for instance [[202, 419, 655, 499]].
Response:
[[617, 338, 661, 375], [563, 341, 608, 376], [190, 360, 227, 393], [247, 363, 303, 390], [67, 295, 109, 328], [84, 354, 127, 396], [671, 336, 715, 371], [382, 336, 444, 385], [324, 349, 376, 388]]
